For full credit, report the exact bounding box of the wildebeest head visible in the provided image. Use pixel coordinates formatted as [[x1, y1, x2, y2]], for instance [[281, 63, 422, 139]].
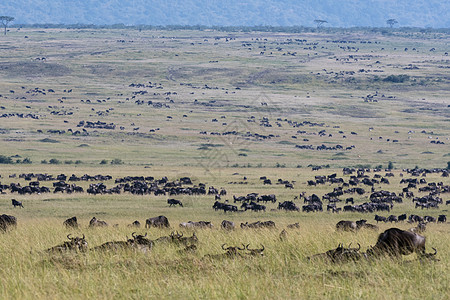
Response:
[[89, 217, 108, 228], [246, 244, 265, 256], [47, 234, 88, 253], [221, 243, 246, 256]]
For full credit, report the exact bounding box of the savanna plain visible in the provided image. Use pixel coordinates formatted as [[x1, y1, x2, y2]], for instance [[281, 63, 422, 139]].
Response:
[[0, 27, 449, 299]]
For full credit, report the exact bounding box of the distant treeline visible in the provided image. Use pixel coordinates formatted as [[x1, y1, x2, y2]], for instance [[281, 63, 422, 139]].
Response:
[[11, 24, 450, 34]]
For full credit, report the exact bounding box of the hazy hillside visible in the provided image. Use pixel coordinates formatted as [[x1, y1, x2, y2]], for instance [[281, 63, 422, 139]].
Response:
[[1, 0, 449, 28]]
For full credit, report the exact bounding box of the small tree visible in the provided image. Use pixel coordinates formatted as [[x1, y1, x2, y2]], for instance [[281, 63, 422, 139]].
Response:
[[387, 161, 394, 170], [0, 16, 14, 35], [386, 19, 398, 28], [314, 19, 328, 28]]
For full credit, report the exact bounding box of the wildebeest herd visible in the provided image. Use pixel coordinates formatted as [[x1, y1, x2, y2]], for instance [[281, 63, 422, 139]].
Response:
[[1, 166, 448, 263]]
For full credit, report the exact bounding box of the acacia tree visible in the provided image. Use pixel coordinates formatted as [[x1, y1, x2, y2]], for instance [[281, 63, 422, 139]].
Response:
[[386, 19, 398, 28], [314, 19, 327, 28], [0, 16, 14, 35]]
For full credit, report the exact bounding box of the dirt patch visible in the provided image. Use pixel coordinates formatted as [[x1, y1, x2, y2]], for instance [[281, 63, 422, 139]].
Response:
[[0, 61, 71, 77]]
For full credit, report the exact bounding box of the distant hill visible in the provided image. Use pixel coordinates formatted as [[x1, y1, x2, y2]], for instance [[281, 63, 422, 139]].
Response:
[[1, 0, 449, 28]]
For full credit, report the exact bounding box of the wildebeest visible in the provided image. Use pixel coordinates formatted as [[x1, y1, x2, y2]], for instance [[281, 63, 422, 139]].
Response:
[[128, 220, 141, 227], [179, 221, 213, 228], [287, 222, 300, 229], [46, 234, 88, 253], [374, 215, 387, 223], [246, 244, 265, 256], [397, 214, 407, 222], [409, 222, 426, 234], [0, 214, 17, 231], [12, 199, 24, 208], [307, 243, 363, 263], [240, 220, 275, 229], [437, 215, 446, 223], [145, 215, 170, 228], [63, 216, 78, 228], [167, 198, 183, 207], [367, 228, 437, 259], [336, 220, 357, 232], [89, 217, 108, 228], [221, 220, 235, 230], [176, 232, 199, 246], [356, 219, 379, 231]]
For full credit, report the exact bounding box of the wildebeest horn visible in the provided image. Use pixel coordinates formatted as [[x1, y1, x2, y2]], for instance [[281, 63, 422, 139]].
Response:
[[132, 232, 136, 238], [356, 243, 361, 251], [260, 244, 265, 252], [82, 234, 85, 240], [431, 247, 437, 255], [177, 231, 183, 238], [144, 232, 147, 237], [67, 234, 72, 240], [222, 243, 228, 250], [348, 243, 352, 249], [237, 244, 246, 250]]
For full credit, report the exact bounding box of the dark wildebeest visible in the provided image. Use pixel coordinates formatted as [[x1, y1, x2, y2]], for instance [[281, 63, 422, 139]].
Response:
[[128, 220, 141, 227], [0, 214, 17, 231], [12, 199, 24, 208], [386, 215, 398, 223], [46, 234, 88, 253], [89, 217, 108, 228], [221, 220, 235, 230], [367, 228, 437, 259], [437, 215, 447, 223], [167, 199, 183, 207], [336, 220, 357, 232], [63, 216, 78, 228], [397, 214, 407, 222], [145, 215, 170, 228], [374, 215, 387, 223]]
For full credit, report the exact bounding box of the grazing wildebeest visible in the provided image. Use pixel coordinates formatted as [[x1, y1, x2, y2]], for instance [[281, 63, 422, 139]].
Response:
[[46, 234, 88, 253], [89, 217, 108, 228], [424, 216, 436, 223], [12, 199, 24, 208], [145, 215, 170, 228], [221, 220, 235, 230], [167, 198, 183, 207], [367, 228, 437, 259], [386, 215, 398, 223], [397, 214, 407, 222], [176, 232, 199, 246], [128, 220, 141, 227], [0, 214, 17, 231], [63, 216, 78, 228], [374, 215, 387, 223], [336, 220, 357, 232], [437, 215, 446, 223], [356, 220, 379, 231]]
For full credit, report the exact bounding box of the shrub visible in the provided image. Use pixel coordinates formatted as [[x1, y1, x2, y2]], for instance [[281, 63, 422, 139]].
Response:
[[49, 158, 61, 165], [383, 74, 410, 83], [0, 155, 14, 164], [387, 161, 394, 170], [110, 158, 123, 165]]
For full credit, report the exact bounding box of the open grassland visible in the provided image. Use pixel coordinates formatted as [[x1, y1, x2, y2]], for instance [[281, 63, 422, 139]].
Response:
[[0, 165, 449, 299], [0, 27, 449, 299]]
